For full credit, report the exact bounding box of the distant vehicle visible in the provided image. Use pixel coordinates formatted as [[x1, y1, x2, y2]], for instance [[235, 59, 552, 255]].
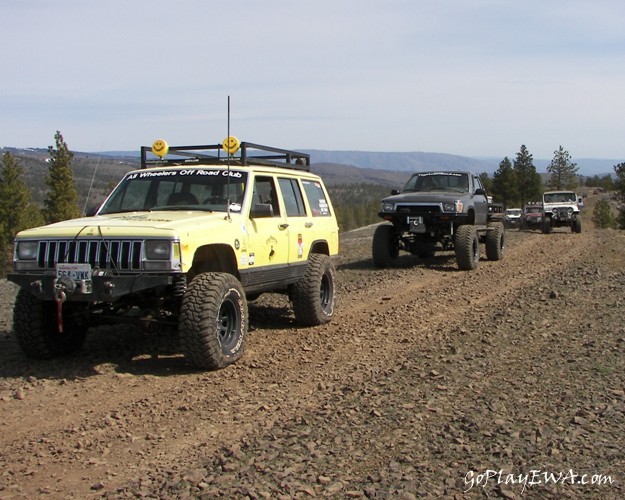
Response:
[[521, 203, 543, 230], [541, 191, 582, 234], [504, 208, 522, 229]]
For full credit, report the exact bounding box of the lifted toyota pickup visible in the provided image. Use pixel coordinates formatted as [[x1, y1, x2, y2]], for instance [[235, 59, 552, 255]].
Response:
[[372, 170, 505, 270]]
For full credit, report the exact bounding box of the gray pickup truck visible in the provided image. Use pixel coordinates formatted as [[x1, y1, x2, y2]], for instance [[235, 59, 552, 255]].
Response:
[[372, 170, 505, 270]]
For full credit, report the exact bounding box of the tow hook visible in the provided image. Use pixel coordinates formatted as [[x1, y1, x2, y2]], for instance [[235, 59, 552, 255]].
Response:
[[54, 276, 75, 333]]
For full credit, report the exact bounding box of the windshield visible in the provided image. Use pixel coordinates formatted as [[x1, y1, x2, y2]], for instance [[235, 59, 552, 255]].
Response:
[[98, 168, 248, 215], [543, 192, 576, 204], [403, 172, 469, 193], [506, 209, 522, 216], [525, 206, 542, 213]]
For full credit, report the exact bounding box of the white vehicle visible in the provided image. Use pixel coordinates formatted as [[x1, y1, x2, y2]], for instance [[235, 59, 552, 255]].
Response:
[[541, 191, 581, 233], [504, 208, 522, 229]]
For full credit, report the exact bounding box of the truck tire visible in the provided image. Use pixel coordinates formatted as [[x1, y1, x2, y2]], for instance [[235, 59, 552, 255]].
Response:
[[485, 222, 505, 261], [291, 253, 336, 326], [542, 218, 552, 234], [180, 272, 247, 370], [573, 217, 582, 233], [455, 225, 479, 270], [372, 224, 399, 268], [13, 289, 88, 359]]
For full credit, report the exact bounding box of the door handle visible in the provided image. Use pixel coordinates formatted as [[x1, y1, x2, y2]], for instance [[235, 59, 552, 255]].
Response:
[[279, 223, 289, 230], [305, 222, 313, 228]]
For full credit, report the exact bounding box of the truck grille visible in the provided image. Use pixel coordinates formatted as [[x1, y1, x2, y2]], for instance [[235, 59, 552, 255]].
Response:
[[36, 239, 143, 271], [396, 204, 442, 215]]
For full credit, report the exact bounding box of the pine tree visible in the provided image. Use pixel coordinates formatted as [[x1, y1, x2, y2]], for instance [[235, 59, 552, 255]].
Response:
[[513, 145, 542, 205], [613, 162, 625, 200], [592, 199, 615, 229], [43, 130, 80, 224], [0, 152, 36, 274], [547, 146, 579, 190], [491, 157, 518, 207]]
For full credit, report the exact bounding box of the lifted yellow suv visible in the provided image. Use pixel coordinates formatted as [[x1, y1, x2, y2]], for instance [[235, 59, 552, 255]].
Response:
[[8, 139, 339, 369]]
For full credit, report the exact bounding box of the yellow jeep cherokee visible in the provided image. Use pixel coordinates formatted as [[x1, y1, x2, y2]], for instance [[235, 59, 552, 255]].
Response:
[[8, 140, 339, 369]]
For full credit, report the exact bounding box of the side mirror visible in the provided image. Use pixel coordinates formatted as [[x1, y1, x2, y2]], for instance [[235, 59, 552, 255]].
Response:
[[474, 188, 486, 196], [250, 203, 274, 218], [391, 189, 400, 195]]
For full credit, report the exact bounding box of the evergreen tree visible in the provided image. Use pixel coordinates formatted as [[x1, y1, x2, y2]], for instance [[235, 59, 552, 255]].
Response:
[[513, 145, 542, 205], [547, 146, 579, 190], [491, 157, 518, 207], [613, 162, 625, 200], [479, 172, 494, 195], [592, 199, 615, 229], [0, 152, 35, 274], [43, 130, 80, 224]]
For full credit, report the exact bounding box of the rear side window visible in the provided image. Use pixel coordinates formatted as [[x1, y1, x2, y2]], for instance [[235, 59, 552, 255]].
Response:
[[278, 178, 307, 216], [301, 180, 331, 217]]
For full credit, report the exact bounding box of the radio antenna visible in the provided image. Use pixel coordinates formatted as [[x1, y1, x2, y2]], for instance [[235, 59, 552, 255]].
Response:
[[226, 95, 231, 220]]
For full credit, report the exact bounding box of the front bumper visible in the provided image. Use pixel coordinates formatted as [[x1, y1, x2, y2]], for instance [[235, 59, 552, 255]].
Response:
[[7, 273, 175, 302]]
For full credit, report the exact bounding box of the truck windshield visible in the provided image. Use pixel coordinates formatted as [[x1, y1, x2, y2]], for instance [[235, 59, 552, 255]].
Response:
[[403, 172, 469, 193], [543, 192, 576, 203], [98, 169, 248, 215]]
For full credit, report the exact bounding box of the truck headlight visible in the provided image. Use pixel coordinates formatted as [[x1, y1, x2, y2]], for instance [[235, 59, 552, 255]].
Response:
[[145, 240, 172, 260], [16, 241, 38, 260], [382, 202, 395, 212], [443, 201, 463, 213]]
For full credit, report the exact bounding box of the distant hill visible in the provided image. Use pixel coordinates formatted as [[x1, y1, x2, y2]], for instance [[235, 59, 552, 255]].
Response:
[[303, 149, 499, 174]]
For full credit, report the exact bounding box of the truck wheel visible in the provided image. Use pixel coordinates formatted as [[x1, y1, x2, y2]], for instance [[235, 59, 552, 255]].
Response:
[[455, 225, 479, 270], [573, 217, 582, 233], [180, 272, 247, 370], [485, 222, 505, 261], [542, 218, 552, 234], [13, 289, 88, 359], [372, 224, 399, 268], [291, 253, 336, 326]]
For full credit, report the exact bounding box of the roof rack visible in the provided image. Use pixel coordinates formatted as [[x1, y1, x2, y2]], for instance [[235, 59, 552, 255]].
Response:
[[140, 142, 310, 171]]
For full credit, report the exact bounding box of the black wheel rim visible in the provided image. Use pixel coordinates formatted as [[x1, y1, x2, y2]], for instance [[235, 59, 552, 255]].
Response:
[[319, 272, 333, 313], [217, 296, 240, 353]]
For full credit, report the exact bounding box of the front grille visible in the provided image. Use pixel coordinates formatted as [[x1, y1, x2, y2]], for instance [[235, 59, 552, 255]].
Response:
[[36, 239, 143, 271], [396, 204, 442, 215]]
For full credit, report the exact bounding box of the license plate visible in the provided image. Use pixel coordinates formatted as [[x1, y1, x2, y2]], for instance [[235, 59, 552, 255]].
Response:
[[56, 263, 92, 281], [407, 216, 423, 225]]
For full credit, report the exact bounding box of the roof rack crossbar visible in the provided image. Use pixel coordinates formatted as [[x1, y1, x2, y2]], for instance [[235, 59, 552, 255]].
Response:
[[140, 141, 310, 171]]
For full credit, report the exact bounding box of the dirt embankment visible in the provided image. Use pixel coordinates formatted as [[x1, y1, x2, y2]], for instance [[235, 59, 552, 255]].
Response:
[[1, 206, 624, 499]]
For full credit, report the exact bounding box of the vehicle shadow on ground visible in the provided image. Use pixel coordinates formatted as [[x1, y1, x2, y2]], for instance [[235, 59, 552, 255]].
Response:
[[0, 324, 198, 380], [337, 252, 460, 273], [0, 301, 300, 381]]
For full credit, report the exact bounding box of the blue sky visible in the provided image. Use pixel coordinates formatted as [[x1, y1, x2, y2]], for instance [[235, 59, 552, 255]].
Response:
[[2, 0, 625, 160]]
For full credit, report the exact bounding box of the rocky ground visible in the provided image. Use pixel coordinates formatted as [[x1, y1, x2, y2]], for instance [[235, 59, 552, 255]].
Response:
[[1, 198, 624, 499]]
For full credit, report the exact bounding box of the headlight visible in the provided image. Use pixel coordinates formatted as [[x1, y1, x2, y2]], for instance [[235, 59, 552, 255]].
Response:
[[145, 240, 172, 260], [568, 207, 574, 215], [443, 201, 463, 213], [382, 202, 395, 212], [552, 208, 558, 214], [16, 241, 38, 260]]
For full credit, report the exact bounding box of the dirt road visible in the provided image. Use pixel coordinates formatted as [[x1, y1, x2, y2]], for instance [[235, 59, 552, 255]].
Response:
[[1, 209, 624, 498]]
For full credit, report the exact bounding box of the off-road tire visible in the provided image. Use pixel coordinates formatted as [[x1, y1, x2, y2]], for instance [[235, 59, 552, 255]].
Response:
[[13, 289, 88, 359], [291, 253, 336, 326], [372, 224, 399, 268], [485, 221, 505, 261], [455, 225, 479, 270], [573, 217, 582, 233], [542, 218, 552, 234], [180, 272, 248, 370]]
